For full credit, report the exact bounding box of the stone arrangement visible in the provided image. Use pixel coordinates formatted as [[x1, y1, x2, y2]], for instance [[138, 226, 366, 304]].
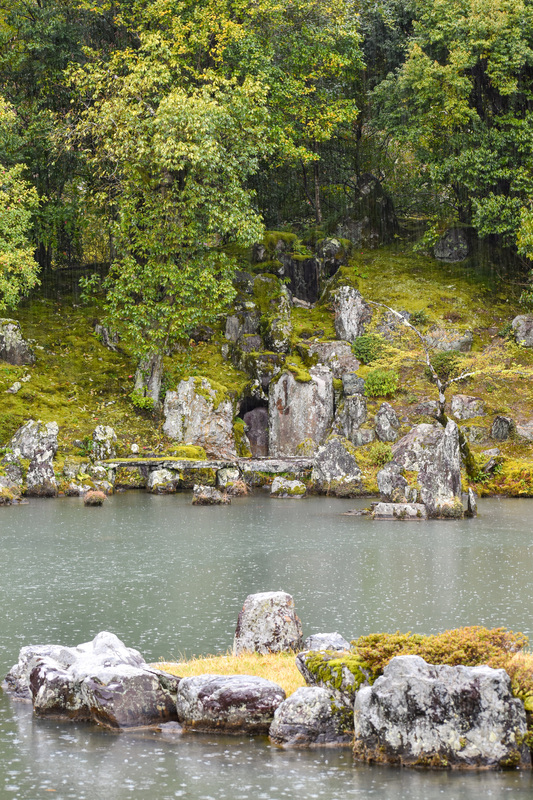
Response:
[[4, 592, 532, 771]]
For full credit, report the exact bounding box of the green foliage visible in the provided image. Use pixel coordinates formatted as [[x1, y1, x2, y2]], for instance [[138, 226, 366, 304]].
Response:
[[367, 441, 393, 467], [365, 368, 399, 397], [129, 389, 155, 411], [233, 418, 252, 457], [409, 309, 430, 327], [351, 334, 384, 364], [425, 351, 462, 384]]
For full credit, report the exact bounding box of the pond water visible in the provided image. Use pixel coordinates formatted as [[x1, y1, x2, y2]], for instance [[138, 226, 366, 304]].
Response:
[[2, 492, 533, 799]]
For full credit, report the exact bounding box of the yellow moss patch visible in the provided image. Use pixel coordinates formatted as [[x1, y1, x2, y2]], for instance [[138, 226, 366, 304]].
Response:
[[153, 651, 306, 697]]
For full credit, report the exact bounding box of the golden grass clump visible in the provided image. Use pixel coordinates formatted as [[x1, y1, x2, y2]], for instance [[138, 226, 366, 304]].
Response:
[[153, 651, 306, 697]]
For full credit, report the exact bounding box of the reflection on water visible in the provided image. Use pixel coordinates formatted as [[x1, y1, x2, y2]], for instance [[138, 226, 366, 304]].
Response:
[[1, 492, 533, 799]]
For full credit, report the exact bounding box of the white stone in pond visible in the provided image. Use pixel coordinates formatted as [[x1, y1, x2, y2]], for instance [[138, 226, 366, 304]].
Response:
[[233, 591, 303, 655], [270, 477, 306, 498], [354, 655, 530, 769], [303, 633, 350, 652], [373, 502, 427, 520], [177, 674, 286, 734], [269, 686, 353, 747]]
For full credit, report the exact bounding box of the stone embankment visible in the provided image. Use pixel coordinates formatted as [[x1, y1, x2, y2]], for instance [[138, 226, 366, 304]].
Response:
[[4, 592, 531, 771]]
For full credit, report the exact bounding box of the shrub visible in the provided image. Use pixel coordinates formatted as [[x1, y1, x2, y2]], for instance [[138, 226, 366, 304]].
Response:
[[130, 388, 155, 410], [367, 441, 393, 466], [425, 351, 462, 383], [84, 490, 106, 506], [410, 309, 430, 326], [365, 368, 399, 397], [351, 334, 384, 364]]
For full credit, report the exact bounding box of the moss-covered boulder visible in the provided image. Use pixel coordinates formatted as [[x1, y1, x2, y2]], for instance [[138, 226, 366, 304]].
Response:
[[269, 368, 334, 457], [311, 436, 363, 497]]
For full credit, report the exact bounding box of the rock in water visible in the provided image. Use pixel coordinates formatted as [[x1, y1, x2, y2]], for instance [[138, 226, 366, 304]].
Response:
[[333, 286, 372, 342], [353, 655, 530, 770], [311, 436, 362, 497], [177, 675, 285, 734], [163, 377, 236, 458], [269, 686, 353, 747], [5, 632, 180, 729], [269, 368, 334, 457], [192, 485, 231, 505], [0, 319, 34, 365], [270, 477, 306, 498], [233, 591, 303, 655]]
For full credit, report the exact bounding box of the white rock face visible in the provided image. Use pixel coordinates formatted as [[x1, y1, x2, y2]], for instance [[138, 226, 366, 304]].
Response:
[[512, 314, 533, 347], [5, 632, 179, 729], [303, 632, 350, 652], [354, 655, 530, 769], [147, 469, 177, 493], [305, 341, 360, 378], [233, 591, 303, 655], [270, 476, 306, 498], [10, 420, 59, 496], [0, 319, 34, 365], [311, 435, 362, 497], [451, 394, 485, 420], [390, 421, 462, 518], [375, 402, 400, 442], [177, 674, 285, 734], [163, 377, 236, 458], [269, 686, 353, 747], [92, 425, 117, 460], [333, 286, 372, 342], [269, 367, 334, 457]]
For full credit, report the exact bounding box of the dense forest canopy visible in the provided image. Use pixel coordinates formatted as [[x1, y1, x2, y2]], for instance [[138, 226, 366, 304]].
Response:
[[0, 0, 532, 356]]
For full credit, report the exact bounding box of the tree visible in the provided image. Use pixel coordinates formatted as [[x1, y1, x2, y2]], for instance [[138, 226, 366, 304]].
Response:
[[0, 98, 39, 310], [372, 0, 533, 252]]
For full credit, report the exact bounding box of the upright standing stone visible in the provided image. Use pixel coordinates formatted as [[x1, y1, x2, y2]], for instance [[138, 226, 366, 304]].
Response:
[[333, 286, 372, 342], [92, 425, 117, 460], [0, 319, 34, 365], [233, 591, 303, 655], [269, 368, 334, 457]]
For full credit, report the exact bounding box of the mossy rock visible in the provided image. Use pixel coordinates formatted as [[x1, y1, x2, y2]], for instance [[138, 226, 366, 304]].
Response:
[[234, 418, 252, 457], [166, 445, 207, 460], [115, 465, 147, 490]]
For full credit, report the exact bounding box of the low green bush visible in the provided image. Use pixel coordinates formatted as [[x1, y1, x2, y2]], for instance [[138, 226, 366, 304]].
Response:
[[351, 334, 384, 364], [365, 368, 399, 397], [425, 351, 462, 383], [367, 441, 393, 466]]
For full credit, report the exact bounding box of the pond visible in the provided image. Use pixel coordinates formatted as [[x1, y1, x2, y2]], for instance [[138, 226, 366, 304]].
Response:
[[1, 492, 533, 799]]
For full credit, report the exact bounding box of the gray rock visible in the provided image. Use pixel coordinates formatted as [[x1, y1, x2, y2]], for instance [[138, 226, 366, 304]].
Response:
[[462, 425, 488, 444], [512, 314, 533, 347], [425, 328, 473, 352], [451, 394, 485, 420], [464, 487, 478, 518], [413, 399, 439, 418], [353, 655, 530, 769], [375, 402, 400, 442], [491, 416, 515, 441], [373, 502, 428, 520], [6, 381, 21, 394], [243, 406, 269, 457], [296, 650, 360, 727], [254, 275, 293, 353], [516, 422, 533, 442], [336, 394, 367, 443], [225, 315, 242, 343], [6, 632, 179, 729], [342, 373, 365, 396], [376, 462, 418, 504], [134, 353, 163, 406], [177, 674, 285, 734], [10, 419, 58, 460], [269, 686, 353, 747], [0, 319, 34, 365], [233, 591, 303, 655], [311, 436, 362, 497], [26, 448, 58, 497], [305, 341, 360, 379], [351, 428, 376, 446], [433, 227, 469, 262], [270, 477, 306, 498], [390, 422, 463, 518], [147, 469, 177, 494], [303, 633, 351, 652], [269, 368, 334, 457], [163, 377, 236, 457], [92, 425, 117, 461], [94, 324, 119, 352], [333, 286, 372, 342], [217, 467, 241, 489], [192, 485, 230, 505]]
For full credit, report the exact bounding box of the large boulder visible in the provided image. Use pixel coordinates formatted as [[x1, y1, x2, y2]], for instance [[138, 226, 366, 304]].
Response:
[[303, 632, 351, 652], [353, 655, 530, 770], [233, 591, 303, 655], [333, 286, 372, 342], [0, 319, 34, 365], [177, 675, 285, 734], [270, 477, 306, 498], [305, 341, 360, 379], [269, 686, 353, 747], [269, 368, 334, 457], [451, 394, 485, 420], [163, 377, 236, 458], [147, 469, 178, 494], [491, 415, 515, 441], [10, 420, 59, 497], [5, 632, 180, 729], [335, 394, 367, 443], [311, 436, 362, 497], [376, 462, 418, 504], [374, 402, 400, 442], [92, 425, 117, 461], [243, 406, 269, 456], [424, 328, 473, 352], [512, 314, 533, 347], [386, 421, 462, 518], [433, 227, 469, 262], [372, 502, 427, 520]]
